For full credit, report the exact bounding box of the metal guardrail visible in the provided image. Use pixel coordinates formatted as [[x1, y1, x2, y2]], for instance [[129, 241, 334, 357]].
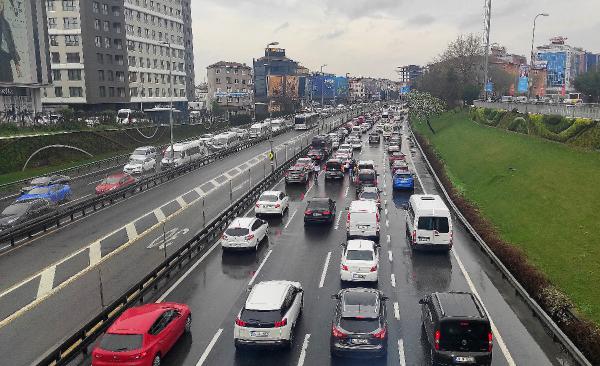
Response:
[[35, 115, 347, 366], [408, 126, 592, 366]]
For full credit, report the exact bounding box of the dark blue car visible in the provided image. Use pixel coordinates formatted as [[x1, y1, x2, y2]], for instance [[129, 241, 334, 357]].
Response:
[[392, 172, 414, 191], [17, 184, 72, 204]]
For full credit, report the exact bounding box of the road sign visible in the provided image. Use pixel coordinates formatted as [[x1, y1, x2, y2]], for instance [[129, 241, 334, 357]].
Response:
[[268, 151, 275, 161]]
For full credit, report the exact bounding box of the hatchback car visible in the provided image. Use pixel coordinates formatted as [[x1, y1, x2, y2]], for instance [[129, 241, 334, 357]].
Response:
[[340, 240, 379, 283], [21, 174, 70, 194], [387, 145, 400, 154], [17, 184, 72, 204], [325, 159, 344, 180], [124, 156, 157, 175], [304, 197, 336, 224], [391, 160, 409, 175], [234, 280, 303, 349], [420, 292, 493, 365], [220, 217, 268, 251], [393, 172, 415, 191], [307, 148, 325, 161], [330, 288, 388, 358], [355, 169, 378, 194], [389, 151, 406, 166], [0, 199, 55, 231], [255, 191, 289, 217], [285, 165, 310, 184], [295, 157, 315, 172], [368, 133, 380, 144], [348, 137, 362, 150], [91, 303, 191, 366], [95, 173, 137, 195]]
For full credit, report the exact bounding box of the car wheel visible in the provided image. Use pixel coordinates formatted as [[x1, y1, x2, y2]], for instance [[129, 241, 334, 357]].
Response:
[[152, 354, 161, 366], [184, 314, 192, 333]]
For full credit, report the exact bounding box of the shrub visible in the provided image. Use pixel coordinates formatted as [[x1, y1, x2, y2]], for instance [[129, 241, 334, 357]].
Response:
[[542, 114, 572, 133], [558, 118, 595, 141], [508, 117, 528, 134]]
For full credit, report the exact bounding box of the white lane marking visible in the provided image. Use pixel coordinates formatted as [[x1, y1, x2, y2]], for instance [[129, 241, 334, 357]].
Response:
[[390, 273, 396, 287], [384, 208, 388, 215], [452, 249, 516, 365], [344, 186, 349, 197], [176, 196, 188, 208], [194, 187, 204, 195], [398, 339, 407, 366], [195, 328, 223, 366], [87, 178, 104, 185], [284, 209, 297, 230], [153, 208, 166, 221], [125, 223, 138, 241], [297, 333, 311, 366], [89, 241, 102, 265], [36, 267, 56, 298], [248, 249, 273, 286], [405, 135, 427, 194], [388, 250, 393, 262], [394, 302, 400, 320], [334, 211, 344, 230], [384, 199, 388, 206], [385, 220, 389, 228], [157, 241, 221, 302], [319, 251, 332, 288], [386, 234, 391, 243]]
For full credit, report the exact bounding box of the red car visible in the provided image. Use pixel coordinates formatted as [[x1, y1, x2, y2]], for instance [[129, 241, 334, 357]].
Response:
[[95, 173, 137, 195], [388, 151, 406, 166], [92, 303, 191, 366]]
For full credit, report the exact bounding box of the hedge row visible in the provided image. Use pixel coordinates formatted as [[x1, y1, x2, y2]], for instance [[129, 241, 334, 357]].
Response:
[[413, 132, 600, 364]]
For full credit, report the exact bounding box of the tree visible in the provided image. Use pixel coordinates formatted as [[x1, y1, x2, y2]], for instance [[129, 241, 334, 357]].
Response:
[[406, 91, 445, 134], [439, 33, 483, 87], [488, 65, 514, 96], [574, 71, 600, 102]]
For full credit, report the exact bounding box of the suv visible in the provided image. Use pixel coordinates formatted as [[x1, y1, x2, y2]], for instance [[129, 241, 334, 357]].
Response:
[[419, 292, 493, 365]]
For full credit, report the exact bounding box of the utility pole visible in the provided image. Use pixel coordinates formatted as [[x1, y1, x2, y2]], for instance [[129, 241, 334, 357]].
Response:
[[482, 0, 492, 100], [529, 13, 549, 100]]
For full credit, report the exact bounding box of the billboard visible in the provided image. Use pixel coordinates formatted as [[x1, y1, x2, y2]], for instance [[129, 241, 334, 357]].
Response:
[[537, 51, 566, 88], [285, 75, 299, 99], [267, 75, 284, 98], [311, 75, 336, 99], [517, 65, 529, 93], [0, 0, 38, 85], [334, 77, 349, 98]]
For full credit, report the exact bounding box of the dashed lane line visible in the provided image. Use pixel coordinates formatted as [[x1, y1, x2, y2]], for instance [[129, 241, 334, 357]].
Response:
[[297, 333, 311, 366], [390, 273, 396, 288], [394, 302, 400, 320], [248, 249, 272, 286], [388, 250, 393, 262], [319, 251, 332, 288], [195, 328, 223, 366], [284, 209, 297, 230], [398, 339, 407, 366], [88, 241, 101, 265]]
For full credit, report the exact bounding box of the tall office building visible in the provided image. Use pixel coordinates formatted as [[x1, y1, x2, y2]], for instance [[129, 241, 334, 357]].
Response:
[[42, 0, 195, 113]]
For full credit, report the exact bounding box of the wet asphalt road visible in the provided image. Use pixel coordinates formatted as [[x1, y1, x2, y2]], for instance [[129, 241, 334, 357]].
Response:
[[72, 123, 569, 366]]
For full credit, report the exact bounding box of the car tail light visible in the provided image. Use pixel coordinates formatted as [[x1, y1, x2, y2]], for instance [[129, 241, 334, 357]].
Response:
[[372, 327, 387, 339], [221, 234, 228, 240], [275, 203, 281, 208], [255, 203, 260, 208], [274, 318, 288, 328], [434, 329, 440, 350], [488, 331, 493, 352], [130, 351, 148, 360], [235, 318, 247, 327], [331, 324, 347, 338], [376, 212, 380, 222], [370, 265, 378, 272], [245, 234, 255, 240], [412, 230, 416, 244], [341, 264, 349, 271], [323, 210, 331, 215], [305, 210, 313, 215], [347, 212, 351, 223]]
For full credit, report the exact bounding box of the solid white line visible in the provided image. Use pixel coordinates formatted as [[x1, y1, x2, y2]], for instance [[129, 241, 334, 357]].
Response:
[[385, 220, 389, 228], [157, 241, 220, 302], [284, 209, 297, 230], [297, 333, 311, 366], [405, 135, 427, 194], [248, 249, 273, 286], [319, 251, 332, 288], [394, 302, 400, 320], [125, 223, 138, 241], [388, 250, 393, 262], [398, 339, 407, 366], [334, 211, 343, 230], [195, 328, 223, 366], [36, 266, 56, 298], [153, 208, 166, 222], [390, 273, 396, 287], [89, 241, 101, 265], [452, 249, 516, 365]]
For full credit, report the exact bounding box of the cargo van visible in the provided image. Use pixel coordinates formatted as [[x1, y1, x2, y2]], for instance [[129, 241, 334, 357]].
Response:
[[346, 200, 380, 242], [405, 195, 453, 251], [161, 140, 207, 168]]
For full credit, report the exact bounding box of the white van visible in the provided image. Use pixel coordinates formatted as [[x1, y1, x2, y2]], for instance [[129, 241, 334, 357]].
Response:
[[249, 122, 271, 138], [161, 140, 207, 168], [346, 200, 380, 242], [405, 194, 453, 251], [211, 131, 239, 150]]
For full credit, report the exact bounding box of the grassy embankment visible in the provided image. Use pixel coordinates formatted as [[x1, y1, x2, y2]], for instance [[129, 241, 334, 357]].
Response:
[[413, 111, 600, 324]]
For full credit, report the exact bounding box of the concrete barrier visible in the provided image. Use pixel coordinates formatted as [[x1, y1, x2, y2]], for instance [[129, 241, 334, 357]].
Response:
[[474, 101, 600, 120]]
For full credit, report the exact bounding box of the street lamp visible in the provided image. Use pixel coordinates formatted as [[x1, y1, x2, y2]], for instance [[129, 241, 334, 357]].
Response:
[[529, 13, 549, 99], [160, 40, 174, 160], [265, 41, 279, 117], [320, 64, 327, 107]]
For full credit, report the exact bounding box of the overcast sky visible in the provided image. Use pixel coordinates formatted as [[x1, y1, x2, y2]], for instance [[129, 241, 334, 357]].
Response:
[[190, 0, 600, 81]]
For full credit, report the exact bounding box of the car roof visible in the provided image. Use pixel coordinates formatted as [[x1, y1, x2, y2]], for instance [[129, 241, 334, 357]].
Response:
[[349, 200, 377, 211], [246, 281, 300, 311], [108, 303, 180, 334], [358, 160, 375, 164], [309, 197, 330, 203], [357, 169, 375, 174], [230, 217, 256, 228], [434, 292, 486, 319], [346, 240, 376, 251], [410, 195, 450, 216], [261, 191, 282, 196]]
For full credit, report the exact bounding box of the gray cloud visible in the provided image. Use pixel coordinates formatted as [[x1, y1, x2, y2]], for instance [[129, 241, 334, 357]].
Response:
[[274, 21, 290, 32], [406, 14, 435, 26], [324, 0, 403, 19], [319, 29, 346, 40]]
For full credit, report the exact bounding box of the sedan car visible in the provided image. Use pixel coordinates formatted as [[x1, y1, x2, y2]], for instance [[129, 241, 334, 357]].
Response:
[[220, 217, 268, 251], [95, 173, 137, 195], [295, 157, 315, 172], [393, 172, 415, 191], [387, 144, 400, 154], [123, 156, 157, 175], [348, 137, 362, 150], [285, 165, 310, 184], [21, 174, 70, 194], [0, 199, 55, 231], [391, 160, 409, 175], [388, 151, 406, 166], [255, 191, 289, 217], [304, 197, 336, 224], [17, 184, 72, 204], [330, 288, 388, 358], [368, 133, 380, 144], [91, 303, 191, 366], [307, 148, 325, 162]]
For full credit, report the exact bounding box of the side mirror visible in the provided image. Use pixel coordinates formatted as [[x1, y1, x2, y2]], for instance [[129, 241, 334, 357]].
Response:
[[340, 241, 347, 247], [345, 206, 349, 211], [418, 299, 426, 305], [331, 294, 340, 300]]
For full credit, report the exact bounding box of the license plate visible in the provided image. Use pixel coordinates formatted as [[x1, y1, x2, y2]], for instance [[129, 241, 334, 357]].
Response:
[[358, 225, 369, 229], [350, 338, 369, 344], [250, 331, 268, 337], [313, 213, 322, 216], [454, 356, 475, 363], [352, 273, 366, 279]]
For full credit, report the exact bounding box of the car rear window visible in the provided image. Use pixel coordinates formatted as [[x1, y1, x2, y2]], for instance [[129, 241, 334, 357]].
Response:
[[240, 309, 282, 327], [225, 227, 249, 236], [346, 250, 373, 261], [308, 200, 329, 209], [340, 318, 380, 333], [99, 334, 143, 352], [326, 162, 342, 169], [259, 194, 278, 202], [395, 174, 412, 179], [360, 192, 378, 200], [358, 164, 374, 170], [417, 217, 449, 233], [439, 320, 490, 352], [358, 173, 375, 181]]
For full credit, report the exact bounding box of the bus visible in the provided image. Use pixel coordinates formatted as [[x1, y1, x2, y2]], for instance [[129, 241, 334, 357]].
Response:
[[564, 93, 583, 105], [294, 113, 318, 130], [117, 109, 136, 125]]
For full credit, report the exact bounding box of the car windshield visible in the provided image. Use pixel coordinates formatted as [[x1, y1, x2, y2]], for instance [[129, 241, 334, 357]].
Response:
[[164, 151, 183, 159], [27, 187, 50, 195], [129, 158, 144, 165], [340, 318, 380, 333], [132, 149, 149, 156], [225, 227, 249, 236], [29, 177, 51, 186], [99, 334, 143, 352], [346, 250, 374, 261], [297, 159, 311, 165], [392, 152, 403, 157], [1, 203, 29, 217], [440, 320, 490, 352], [102, 177, 121, 184], [259, 194, 278, 202], [417, 216, 450, 233]]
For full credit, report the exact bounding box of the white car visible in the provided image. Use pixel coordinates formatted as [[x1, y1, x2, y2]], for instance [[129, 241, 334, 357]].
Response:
[[220, 217, 268, 251], [387, 145, 400, 154], [255, 191, 289, 217], [123, 156, 156, 174], [234, 280, 303, 349], [340, 240, 379, 283], [348, 137, 362, 150]]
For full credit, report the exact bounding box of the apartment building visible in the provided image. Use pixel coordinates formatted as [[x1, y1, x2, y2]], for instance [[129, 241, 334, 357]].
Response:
[[207, 61, 253, 116], [42, 0, 194, 112]]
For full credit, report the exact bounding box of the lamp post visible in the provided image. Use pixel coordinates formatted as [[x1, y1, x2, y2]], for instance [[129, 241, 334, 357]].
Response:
[[160, 40, 174, 159], [265, 41, 279, 118], [529, 13, 549, 99], [320, 64, 327, 107]]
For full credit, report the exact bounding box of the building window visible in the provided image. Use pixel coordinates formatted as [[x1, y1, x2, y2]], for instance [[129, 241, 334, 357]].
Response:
[[117, 88, 126, 97], [112, 6, 120, 16], [116, 71, 125, 82], [48, 18, 57, 29], [99, 86, 106, 97], [64, 35, 80, 46], [104, 37, 111, 48], [108, 87, 115, 97], [94, 19, 100, 30], [107, 70, 114, 81], [69, 87, 83, 97], [102, 4, 108, 15], [62, 0, 76, 11], [115, 55, 124, 65], [52, 70, 61, 81], [51, 52, 60, 63], [106, 54, 113, 64], [103, 20, 109, 32], [114, 39, 123, 50], [98, 70, 105, 81], [92, 1, 99, 13], [114, 23, 122, 34], [55, 87, 63, 97], [94, 36, 101, 47], [215, 69, 220, 74], [130, 87, 138, 97], [63, 17, 78, 29], [46, 1, 56, 11], [49, 35, 58, 46], [226, 77, 231, 84], [68, 69, 82, 80], [96, 53, 104, 64], [66, 52, 80, 63]]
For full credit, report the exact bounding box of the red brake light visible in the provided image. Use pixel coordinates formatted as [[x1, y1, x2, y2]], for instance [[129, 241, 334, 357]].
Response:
[[347, 212, 351, 222], [274, 318, 288, 328], [245, 234, 255, 240], [130, 351, 148, 360], [305, 210, 313, 215], [434, 329, 440, 350], [235, 318, 247, 327], [488, 331, 493, 352], [376, 212, 380, 222], [341, 264, 349, 271], [412, 230, 416, 243], [370, 265, 378, 272], [255, 203, 260, 208], [331, 324, 347, 338], [323, 210, 331, 215], [372, 327, 387, 339], [275, 203, 281, 208]]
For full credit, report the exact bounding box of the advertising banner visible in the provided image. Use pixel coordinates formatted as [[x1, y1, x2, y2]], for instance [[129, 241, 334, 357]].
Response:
[[334, 77, 349, 98], [400, 85, 411, 94], [267, 75, 284, 98], [285, 75, 299, 99], [311, 75, 336, 99], [485, 82, 493, 93], [0, 0, 36, 85], [517, 65, 529, 93]]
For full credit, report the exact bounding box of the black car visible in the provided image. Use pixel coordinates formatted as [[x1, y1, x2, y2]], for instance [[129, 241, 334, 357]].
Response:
[[419, 292, 493, 366], [0, 199, 55, 232], [330, 288, 388, 358], [21, 174, 71, 194], [304, 198, 336, 224], [368, 133, 380, 144]]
